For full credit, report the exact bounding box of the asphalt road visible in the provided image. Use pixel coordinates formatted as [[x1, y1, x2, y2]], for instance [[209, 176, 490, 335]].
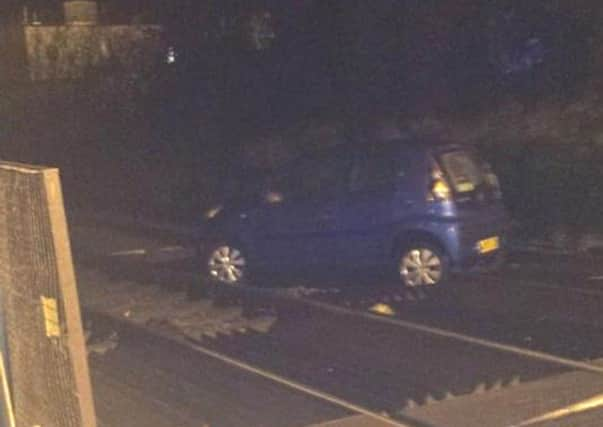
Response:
[[87, 311, 351, 427], [70, 219, 603, 427]]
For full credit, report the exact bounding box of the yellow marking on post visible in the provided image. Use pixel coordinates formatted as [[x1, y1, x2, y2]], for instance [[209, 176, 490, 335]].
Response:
[[511, 393, 603, 426], [41, 296, 60, 338]]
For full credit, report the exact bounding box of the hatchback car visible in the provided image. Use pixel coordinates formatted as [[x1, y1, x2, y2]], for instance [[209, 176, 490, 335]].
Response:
[[195, 138, 507, 292]]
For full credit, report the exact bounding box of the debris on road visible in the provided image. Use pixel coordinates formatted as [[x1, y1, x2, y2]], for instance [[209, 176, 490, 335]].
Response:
[[88, 331, 119, 356], [76, 268, 277, 343]]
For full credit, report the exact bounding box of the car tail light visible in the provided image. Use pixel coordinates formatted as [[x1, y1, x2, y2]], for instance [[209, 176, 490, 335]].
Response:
[[429, 178, 452, 201], [428, 164, 452, 202]]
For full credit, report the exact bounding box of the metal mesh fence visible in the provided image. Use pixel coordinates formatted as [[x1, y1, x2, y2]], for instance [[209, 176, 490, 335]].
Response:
[[0, 162, 96, 427]]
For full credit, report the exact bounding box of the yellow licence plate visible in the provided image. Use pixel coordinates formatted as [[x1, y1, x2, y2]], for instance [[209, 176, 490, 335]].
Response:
[[477, 236, 500, 254]]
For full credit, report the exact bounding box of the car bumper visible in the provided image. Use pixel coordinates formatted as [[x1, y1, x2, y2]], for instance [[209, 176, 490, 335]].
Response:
[[440, 215, 509, 271]]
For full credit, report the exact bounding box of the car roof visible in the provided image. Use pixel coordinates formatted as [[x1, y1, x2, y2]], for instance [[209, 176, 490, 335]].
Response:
[[376, 137, 463, 149], [343, 137, 466, 157], [264, 137, 467, 178]]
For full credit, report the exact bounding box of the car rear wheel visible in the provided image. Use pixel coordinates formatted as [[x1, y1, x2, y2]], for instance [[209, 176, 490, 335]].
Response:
[[398, 243, 448, 288]]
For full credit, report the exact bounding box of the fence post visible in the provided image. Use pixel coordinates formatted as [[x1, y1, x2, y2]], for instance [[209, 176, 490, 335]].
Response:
[[0, 162, 96, 427], [0, 286, 15, 427]]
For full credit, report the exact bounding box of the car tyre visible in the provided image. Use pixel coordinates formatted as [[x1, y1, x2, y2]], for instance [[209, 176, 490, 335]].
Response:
[[190, 241, 250, 300], [397, 242, 449, 289]]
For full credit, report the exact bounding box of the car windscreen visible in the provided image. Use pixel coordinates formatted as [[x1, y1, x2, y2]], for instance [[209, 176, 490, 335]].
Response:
[[438, 150, 485, 193]]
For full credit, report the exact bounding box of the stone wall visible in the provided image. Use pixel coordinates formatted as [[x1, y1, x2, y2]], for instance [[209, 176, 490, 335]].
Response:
[[24, 24, 166, 81], [0, 24, 27, 82]]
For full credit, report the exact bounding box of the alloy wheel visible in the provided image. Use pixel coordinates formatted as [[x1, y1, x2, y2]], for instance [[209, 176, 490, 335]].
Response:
[[208, 245, 246, 285], [400, 247, 443, 287]]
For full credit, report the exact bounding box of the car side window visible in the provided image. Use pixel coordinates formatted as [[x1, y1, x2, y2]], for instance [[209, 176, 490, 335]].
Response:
[[268, 153, 350, 201], [349, 148, 410, 193], [298, 154, 351, 198]]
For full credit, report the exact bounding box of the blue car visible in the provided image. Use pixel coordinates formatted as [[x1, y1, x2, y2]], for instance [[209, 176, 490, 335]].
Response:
[[196, 139, 507, 290]]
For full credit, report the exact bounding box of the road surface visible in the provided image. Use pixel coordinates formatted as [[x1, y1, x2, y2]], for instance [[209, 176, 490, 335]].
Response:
[[69, 217, 603, 427]]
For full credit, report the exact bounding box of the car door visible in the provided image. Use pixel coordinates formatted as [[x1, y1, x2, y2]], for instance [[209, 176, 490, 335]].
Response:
[[336, 146, 425, 270], [251, 152, 351, 276]]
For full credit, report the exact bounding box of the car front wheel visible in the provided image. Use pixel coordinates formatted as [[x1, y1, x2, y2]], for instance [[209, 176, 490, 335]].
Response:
[[207, 244, 248, 286], [190, 241, 250, 299]]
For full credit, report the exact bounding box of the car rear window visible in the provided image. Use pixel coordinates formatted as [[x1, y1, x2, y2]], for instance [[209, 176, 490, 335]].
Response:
[[438, 150, 485, 193]]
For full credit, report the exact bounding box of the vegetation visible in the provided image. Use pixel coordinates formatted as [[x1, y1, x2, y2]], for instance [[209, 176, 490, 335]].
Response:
[[3, 1, 603, 234]]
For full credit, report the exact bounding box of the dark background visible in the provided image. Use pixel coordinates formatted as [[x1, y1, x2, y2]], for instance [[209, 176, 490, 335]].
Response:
[[4, 1, 603, 233]]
